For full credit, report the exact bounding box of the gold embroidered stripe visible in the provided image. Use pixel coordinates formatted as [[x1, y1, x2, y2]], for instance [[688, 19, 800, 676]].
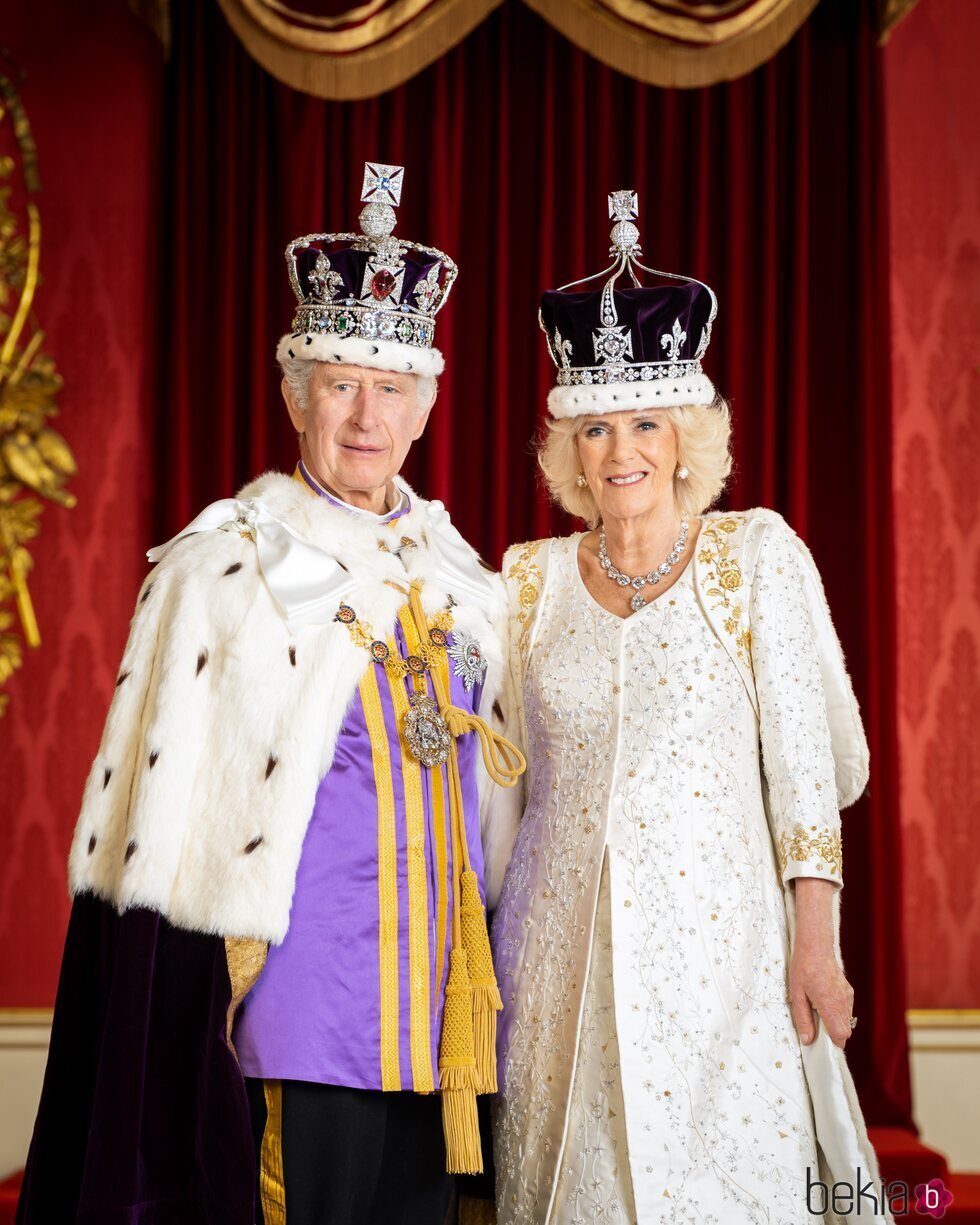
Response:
[[259, 1079, 286, 1225], [390, 606, 435, 1093], [431, 760, 449, 1016], [431, 644, 453, 1014], [360, 668, 402, 1092]]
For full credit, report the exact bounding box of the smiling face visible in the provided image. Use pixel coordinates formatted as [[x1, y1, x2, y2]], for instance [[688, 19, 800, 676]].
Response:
[[577, 410, 680, 525], [282, 362, 434, 511]]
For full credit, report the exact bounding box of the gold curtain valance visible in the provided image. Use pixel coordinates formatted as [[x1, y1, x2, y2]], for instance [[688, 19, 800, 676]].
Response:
[[215, 0, 503, 98], [522, 0, 821, 89], [144, 0, 920, 97]]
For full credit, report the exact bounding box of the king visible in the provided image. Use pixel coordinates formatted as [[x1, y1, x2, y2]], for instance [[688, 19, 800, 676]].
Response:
[[17, 163, 524, 1225]]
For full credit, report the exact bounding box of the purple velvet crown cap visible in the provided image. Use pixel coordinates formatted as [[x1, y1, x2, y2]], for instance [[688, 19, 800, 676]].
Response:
[[276, 161, 457, 380], [540, 188, 718, 418], [292, 244, 446, 314], [540, 280, 714, 371]]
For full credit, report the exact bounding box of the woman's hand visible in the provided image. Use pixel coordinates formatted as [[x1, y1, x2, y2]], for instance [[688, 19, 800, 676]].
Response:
[[789, 878, 855, 1050]]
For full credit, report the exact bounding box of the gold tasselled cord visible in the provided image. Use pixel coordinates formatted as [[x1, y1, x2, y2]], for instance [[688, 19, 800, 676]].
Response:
[[405, 581, 525, 1172]]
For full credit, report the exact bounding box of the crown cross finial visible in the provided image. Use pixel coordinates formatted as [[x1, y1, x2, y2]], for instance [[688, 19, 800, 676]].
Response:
[[358, 161, 404, 255], [361, 162, 404, 207], [608, 189, 641, 256], [608, 190, 638, 222]]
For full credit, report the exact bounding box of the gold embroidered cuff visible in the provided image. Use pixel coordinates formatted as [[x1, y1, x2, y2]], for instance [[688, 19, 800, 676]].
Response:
[[777, 823, 843, 883]]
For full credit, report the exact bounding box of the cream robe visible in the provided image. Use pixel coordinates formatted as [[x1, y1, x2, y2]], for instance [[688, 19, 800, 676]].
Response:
[[491, 510, 890, 1225]]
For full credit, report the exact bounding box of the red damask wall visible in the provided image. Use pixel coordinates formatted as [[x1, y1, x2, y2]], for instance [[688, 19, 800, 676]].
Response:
[[884, 0, 980, 1009], [0, 1, 162, 1003]]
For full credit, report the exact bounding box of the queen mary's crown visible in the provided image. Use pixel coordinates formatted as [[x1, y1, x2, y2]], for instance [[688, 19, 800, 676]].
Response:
[[540, 190, 719, 418], [277, 162, 457, 380]]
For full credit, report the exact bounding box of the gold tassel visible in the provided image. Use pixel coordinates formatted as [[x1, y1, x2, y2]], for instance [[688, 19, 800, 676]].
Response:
[[439, 946, 483, 1174], [459, 869, 502, 1093]]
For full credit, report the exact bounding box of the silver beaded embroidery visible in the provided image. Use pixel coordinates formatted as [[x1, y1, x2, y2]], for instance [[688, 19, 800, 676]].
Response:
[[493, 522, 846, 1224]]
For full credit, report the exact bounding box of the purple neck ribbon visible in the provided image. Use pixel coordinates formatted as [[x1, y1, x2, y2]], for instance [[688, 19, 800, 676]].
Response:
[[296, 459, 410, 524]]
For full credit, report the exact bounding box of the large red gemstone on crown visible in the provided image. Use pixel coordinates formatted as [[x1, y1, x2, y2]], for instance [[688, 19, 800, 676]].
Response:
[[371, 270, 396, 300]]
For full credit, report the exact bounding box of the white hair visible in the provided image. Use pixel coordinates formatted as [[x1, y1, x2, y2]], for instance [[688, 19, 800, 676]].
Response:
[[278, 354, 437, 412]]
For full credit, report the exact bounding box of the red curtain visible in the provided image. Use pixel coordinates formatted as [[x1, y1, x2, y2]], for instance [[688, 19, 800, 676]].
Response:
[[161, 0, 910, 1125]]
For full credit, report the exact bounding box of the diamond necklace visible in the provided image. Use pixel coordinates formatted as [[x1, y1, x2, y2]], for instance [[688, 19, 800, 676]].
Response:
[[598, 519, 690, 613]]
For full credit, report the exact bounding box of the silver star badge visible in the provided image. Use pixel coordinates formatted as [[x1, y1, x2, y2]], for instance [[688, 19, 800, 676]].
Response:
[[447, 631, 488, 692]]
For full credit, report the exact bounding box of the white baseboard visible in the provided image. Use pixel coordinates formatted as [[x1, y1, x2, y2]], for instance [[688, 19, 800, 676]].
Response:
[[0, 1011, 51, 1182], [907, 1010, 980, 1173]]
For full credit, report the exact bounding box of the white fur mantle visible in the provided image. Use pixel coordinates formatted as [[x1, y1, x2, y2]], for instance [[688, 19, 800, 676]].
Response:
[[68, 472, 518, 943]]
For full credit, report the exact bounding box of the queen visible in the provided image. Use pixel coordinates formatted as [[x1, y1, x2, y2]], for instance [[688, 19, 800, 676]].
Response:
[[490, 192, 889, 1223]]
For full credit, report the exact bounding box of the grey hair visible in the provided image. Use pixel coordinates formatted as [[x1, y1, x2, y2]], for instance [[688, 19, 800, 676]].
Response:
[[278, 355, 437, 411], [537, 397, 733, 526]]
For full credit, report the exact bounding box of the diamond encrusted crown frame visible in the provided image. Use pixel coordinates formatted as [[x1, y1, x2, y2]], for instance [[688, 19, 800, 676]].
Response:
[[540, 190, 719, 417], [283, 162, 458, 355]]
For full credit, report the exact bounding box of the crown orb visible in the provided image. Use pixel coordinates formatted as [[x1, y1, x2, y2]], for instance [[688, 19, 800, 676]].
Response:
[[359, 202, 396, 239], [610, 219, 640, 253]]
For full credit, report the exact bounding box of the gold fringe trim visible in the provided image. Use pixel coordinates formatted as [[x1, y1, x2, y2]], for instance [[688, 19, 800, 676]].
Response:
[[439, 947, 483, 1173], [471, 990, 498, 1095], [459, 869, 502, 1093]]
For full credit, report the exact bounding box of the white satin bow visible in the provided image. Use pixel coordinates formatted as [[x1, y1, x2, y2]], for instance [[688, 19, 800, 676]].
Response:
[[147, 498, 357, 628]]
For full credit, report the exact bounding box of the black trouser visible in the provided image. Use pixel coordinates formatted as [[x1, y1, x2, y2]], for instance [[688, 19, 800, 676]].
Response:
[[245, 1078, 454, 1225]]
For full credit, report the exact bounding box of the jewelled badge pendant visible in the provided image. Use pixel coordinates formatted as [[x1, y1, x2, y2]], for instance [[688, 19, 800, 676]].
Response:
[[404, 692, 452, 768]]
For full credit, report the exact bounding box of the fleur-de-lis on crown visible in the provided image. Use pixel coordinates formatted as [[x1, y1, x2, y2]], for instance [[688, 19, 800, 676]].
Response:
[[308, 251, 344, 302], [553, 328, 574, 369], [414, 264, 442, 314], [660, 317, 687, 362]]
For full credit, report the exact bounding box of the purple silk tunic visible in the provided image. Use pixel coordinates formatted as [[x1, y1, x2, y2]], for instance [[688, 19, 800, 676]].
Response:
[[234, 467, 486, 1093]]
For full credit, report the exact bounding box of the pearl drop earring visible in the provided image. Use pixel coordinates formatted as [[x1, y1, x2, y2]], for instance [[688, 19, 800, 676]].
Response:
[[676, 466, 689, 480], [576, 474, 587, 487]]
